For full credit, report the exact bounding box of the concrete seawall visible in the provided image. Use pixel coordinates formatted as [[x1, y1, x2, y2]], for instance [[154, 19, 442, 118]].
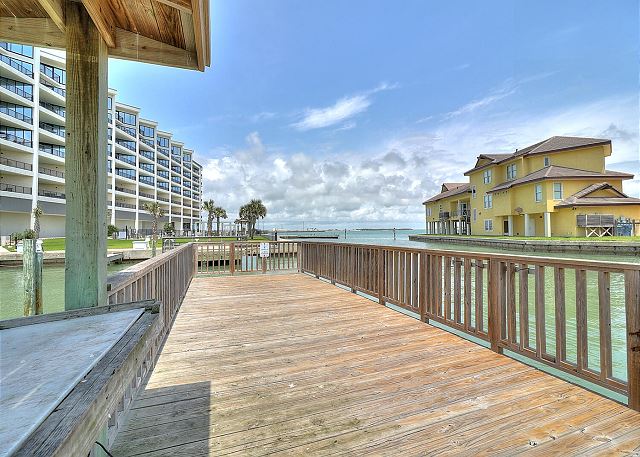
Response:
[[0, 249, 153, 266], [408, 235, 640, 256]]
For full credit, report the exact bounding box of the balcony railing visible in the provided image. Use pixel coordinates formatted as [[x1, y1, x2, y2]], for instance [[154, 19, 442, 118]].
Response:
[[116, 169, 136, 180], [0, 104, 32, 124], [38, 165, 65, 178], [38, 189, 65, 199], [140, 151, 154, 162], [0, 77, 33, 100], [39, 143, 65, 158], [0, 156, 33, 171], [40, 101, 65, 117], [39, 121, 65, 137], [157, 147, 169, 157], [40, 63, 66, 84], [141, 137, 154, 148], [439, 211, 450, 220], [42, 83, 65, 97], [139, 190, 154, 199], [139, 176, 155, 186], [157, 159, 169, 169], [0, 54, 34, 77], [116, 139, 136, 152], [116, 122, 137, 138], [451, 209, 470, 220], [115, 185, 136, 195], [115, 201, 136, 209], [157, 196, 169, 202], [1, 131, 33, 147], [0, 183, 32, 194], [158, 183, 169, 190], [115, 153, 135, 165]]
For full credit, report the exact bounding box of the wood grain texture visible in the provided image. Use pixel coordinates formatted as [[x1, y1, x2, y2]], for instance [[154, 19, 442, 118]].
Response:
[[111, 273, 640, 455]]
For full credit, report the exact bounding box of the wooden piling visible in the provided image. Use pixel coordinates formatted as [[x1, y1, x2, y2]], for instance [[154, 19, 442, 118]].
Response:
[[23, 239, 43, 316]]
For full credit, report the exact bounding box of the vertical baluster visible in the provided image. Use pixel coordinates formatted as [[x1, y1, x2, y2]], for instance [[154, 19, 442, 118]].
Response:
[[598, 271, 612, 380], [554, 267, 566, 364], [535, 265, 547, 358], [435, 255, 443, 318], [624, 270, 640, 411], [507, 262, 516, 344], [475, 260, 483, 332], [420, 253, 428, 322], [463, 258, 472, 331], [519, 265, 530, 350], [487, 259, 503, 353], [411, 253, 418, 310], [453, 257, 461, 323], [443, 256, 451, 321]]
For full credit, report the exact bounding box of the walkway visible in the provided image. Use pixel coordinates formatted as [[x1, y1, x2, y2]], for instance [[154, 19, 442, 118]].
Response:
[[112, 274, 640, 456]]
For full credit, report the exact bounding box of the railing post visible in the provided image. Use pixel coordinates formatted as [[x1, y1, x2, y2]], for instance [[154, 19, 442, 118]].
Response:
[[23, 238, 43, 316], [488, 258, 504, 354], [377, 247, 385, 306], [350, 245, 356, 293], [331, 245, 336, 285], [229, 242, 235, 275], [625, 270, 640, 411]]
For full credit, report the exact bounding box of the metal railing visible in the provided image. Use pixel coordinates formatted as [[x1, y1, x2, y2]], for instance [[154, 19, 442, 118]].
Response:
[[0, 103, 33, 124], [115, 201, 136, 209], [1, 131, 33, 147], [114, 185, 135, 195], [38, 189, 65, 199], [39, 101, 65, 117], [42, 83, 65, 97], [39, 121, 65, 137], [38, 165, 64, 178], [1, 183, 32, 194], [299, 241, 640, 411], [0, 77, 33, 100], [39, 143, 65, 158], [0, 53, 34, 77], [1, 156, 33, 171]]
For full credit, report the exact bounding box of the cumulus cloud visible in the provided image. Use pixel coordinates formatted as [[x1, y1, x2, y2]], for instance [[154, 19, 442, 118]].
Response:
[[291, 82, 398, 131], [198, 90, 638, 228]]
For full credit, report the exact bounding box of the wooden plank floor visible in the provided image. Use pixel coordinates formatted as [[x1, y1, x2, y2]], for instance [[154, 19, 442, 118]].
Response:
[[112, 273, 640, 456]]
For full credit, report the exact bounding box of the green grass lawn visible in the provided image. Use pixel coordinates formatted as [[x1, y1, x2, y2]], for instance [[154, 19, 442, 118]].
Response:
[[415, 234, 640, 242], [39, 236, 269, 251]]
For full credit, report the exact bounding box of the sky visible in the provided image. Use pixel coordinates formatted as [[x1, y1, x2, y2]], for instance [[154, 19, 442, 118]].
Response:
[[108, 0, 640, 229]]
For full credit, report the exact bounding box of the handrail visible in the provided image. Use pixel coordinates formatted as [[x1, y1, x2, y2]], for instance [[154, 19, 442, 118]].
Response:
[[196, 241, 299, 275], [107, 243, 197, 331], [298, 241, 640, 411]]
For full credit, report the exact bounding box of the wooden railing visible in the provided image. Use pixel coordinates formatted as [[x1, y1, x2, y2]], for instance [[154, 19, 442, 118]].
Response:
[[299, 242, 640, 411], [196, 241, 298, 275], [107, 242, 197, 331]]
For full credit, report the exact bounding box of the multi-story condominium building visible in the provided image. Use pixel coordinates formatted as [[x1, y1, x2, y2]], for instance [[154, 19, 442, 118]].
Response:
[[0, 43, 203, 237], [423, 136, 640, 237]]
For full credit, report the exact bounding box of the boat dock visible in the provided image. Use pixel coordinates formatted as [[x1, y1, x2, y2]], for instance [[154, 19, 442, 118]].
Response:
[[111, 273, 639, 455]]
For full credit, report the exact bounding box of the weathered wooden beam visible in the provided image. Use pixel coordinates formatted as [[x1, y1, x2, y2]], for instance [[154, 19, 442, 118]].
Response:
[[191, 0, 206, 71], [80, 0, 116, 48], [64, 0, 108, 310], [109, 28, 199, 70], [0, 17, 65, 49], [36, 0, 66, 32], [154, 0, 193, 13]]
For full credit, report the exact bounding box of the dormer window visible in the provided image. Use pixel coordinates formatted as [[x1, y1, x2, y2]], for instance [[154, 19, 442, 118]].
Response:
[[483, 169, 492, 184]]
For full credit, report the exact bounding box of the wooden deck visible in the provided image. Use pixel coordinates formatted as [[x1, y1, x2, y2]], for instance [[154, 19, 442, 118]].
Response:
[[112, 273, 640, 456]]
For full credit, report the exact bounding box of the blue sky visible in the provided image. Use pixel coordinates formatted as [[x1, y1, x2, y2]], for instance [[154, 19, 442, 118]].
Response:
[[109, 0, 639, 229]]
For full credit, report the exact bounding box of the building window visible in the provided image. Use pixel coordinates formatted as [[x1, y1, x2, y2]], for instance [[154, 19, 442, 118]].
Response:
[[157, 137, 170, 148], [483, 194, 492, 209], [544, 157, 550, 167], [484, 219, 493, 231], [473, 209, 477, 222], [116, 110, 136, 126], [483, 169, 492, 184], [139, 124, 155, 138], [426, 207, 432, 217], [535, 184, 543, 202], [107, 96, 113, 110], [471, 185, 476, 198], [553, 182, 563, 200], [506, 163, 517, 180], [0, 42, 34, 58]]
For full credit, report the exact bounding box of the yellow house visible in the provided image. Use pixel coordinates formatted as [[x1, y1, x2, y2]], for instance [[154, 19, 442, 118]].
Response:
[[423, 136, 640, 237]]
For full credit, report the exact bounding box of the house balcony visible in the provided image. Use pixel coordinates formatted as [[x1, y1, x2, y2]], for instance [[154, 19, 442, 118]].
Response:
[[438, 211, 450, 220]]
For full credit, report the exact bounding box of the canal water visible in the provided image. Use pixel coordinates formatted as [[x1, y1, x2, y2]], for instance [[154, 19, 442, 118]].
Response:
[[0, 261, 137, 321]]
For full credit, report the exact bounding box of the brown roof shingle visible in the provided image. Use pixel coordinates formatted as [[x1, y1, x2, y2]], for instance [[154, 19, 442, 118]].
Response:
[[554, 182, 640, 207], [423, 183, 471, 204]]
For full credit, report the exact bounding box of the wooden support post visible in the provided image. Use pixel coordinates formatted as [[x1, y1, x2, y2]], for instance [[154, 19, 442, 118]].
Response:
[[487, 259, 504, 354], [262, 257, 267, 274], [64, 1, 108, 309], [625, 270, 640, 411], [377, 247, 384, 306], [23, 239, 43, 316], [229, 242, 235, 275]]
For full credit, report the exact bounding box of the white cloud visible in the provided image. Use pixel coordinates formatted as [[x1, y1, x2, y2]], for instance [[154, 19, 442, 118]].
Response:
[[291, 82, 398, 131], [199, 93, 638, 228]]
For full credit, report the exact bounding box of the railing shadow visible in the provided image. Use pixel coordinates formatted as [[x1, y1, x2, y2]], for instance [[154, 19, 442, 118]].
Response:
[[110, 381, 211, 455]]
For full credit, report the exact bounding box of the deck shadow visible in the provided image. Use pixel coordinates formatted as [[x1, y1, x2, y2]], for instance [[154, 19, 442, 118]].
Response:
[[111, 381, 211, 456]]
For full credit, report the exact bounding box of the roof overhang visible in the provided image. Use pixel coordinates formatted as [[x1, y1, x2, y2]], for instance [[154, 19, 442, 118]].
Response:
[[0, 0, 211, 71]]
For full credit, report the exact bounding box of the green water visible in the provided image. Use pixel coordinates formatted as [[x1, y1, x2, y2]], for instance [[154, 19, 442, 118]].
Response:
[[0, 262, 138, 320]]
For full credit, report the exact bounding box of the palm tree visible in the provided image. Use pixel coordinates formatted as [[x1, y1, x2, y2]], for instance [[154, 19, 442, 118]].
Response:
[[240, 199, 267, 239], [32, 204, 43, 239], [212, 206, 228, 236], [202, 199, 216, 236], [142, 202, 165, 257]]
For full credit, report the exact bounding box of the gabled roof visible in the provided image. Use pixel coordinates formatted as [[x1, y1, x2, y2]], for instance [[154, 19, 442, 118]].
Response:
[[555, 182, 640, 208], [488, 166, 633, 193], [423, 183, 471, 204], [441, 182, 467, 192], [464, 136, 611, 175]]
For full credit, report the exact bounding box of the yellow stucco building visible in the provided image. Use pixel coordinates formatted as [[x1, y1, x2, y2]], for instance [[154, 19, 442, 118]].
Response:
[[423, 136, 640, 237]]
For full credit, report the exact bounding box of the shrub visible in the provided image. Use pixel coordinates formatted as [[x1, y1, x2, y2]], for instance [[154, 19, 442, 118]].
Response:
[[107, 224, 119, 238], [163, 222, 175, 236], [23, 229, 37, 239]]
